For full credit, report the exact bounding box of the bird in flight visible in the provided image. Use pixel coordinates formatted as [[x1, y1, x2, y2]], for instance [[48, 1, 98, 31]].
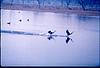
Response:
[[66, 30, 73, 36]]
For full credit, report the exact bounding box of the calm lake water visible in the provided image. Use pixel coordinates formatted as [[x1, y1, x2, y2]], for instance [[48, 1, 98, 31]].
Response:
[[1, 9, 100, 66]]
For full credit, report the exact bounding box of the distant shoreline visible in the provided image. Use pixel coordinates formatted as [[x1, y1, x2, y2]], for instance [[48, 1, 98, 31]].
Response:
[[1, 3, 100, 16]]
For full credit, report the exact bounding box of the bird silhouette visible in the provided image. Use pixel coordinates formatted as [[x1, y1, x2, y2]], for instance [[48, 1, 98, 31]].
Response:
[[48, 30, 56, 34], [19, 19, 22, 22], [7, 22, 11, 25], [66, 30, 73, 36], [27, 19, 29, 21]]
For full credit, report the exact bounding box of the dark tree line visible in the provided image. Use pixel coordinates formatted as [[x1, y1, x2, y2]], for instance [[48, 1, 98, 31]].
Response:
[[1, 0, 100, 11]]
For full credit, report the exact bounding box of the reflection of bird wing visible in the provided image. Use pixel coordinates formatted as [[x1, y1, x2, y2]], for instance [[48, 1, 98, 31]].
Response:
[[66, 37, 70, 44], [47, 36, 55, 40], [47, 37, 51, 40]]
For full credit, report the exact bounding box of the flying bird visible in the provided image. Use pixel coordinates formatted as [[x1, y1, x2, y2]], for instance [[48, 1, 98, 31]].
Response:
[[66, 30, 73, 36], [48, 30, 56, 34]]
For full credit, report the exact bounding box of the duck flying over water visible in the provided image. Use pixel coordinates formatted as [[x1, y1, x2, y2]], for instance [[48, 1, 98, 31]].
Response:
[[66, 30, 73, 36], [48, 30, 56, 35]]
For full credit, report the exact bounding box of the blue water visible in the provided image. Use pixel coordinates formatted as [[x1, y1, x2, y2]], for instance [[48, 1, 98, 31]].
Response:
[[1, 9, 100, 66]]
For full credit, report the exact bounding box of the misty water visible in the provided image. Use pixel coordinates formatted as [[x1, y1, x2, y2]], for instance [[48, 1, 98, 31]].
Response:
[[1, 9, 100, 66]]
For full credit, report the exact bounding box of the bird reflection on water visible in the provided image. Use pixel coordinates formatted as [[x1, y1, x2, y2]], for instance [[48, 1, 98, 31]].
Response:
[[1, 29, 73, 44], [47, 30, 73, 44]]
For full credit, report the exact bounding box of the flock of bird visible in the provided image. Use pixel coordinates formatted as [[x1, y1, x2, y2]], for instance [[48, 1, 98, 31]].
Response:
[[6, 11, 73, 44], [47, 30, 73, 44]]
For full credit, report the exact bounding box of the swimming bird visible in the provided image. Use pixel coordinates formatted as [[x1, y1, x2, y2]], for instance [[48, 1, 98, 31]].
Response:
[[19, 19, 22, 22], [7, 22, 11, 25]]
